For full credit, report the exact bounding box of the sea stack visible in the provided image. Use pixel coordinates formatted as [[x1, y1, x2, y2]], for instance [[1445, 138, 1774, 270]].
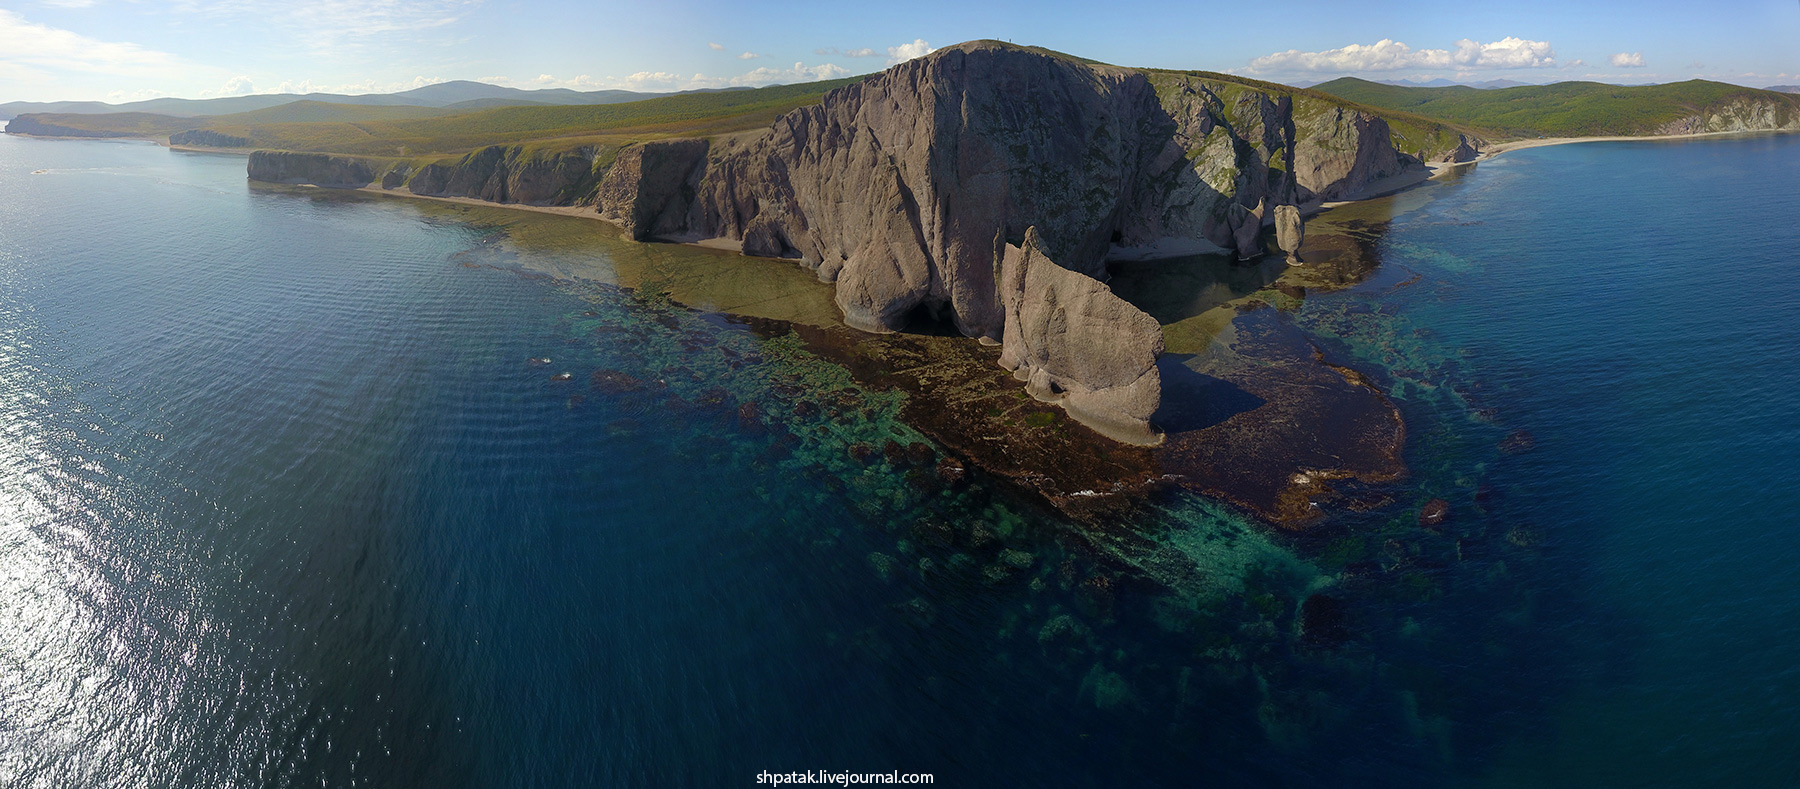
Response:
[[1274, 204, 1305, 265], [998, 227, 1165, 446]]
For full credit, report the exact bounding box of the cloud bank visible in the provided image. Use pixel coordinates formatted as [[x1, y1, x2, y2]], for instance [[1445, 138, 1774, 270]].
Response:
[[1247, 37, 1560, 74]]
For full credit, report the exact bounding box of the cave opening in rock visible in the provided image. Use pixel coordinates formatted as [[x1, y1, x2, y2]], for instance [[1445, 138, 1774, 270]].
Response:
[[899, 300, 964, 337]]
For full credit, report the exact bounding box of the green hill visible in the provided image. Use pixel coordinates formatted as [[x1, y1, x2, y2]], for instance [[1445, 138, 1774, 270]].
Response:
[[221, 101, 457, 124], [10, 76, 867, 157], [1309, 77, 1800, 138]]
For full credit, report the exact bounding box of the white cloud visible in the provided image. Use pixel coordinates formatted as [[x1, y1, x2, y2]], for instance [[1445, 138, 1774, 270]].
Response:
[[708, 42, 725, 51], [726, 61, 850, 87], [886, 39, 933, 65], [1247, 36, 1558, 74], [1454, 37, 1557, 68], [1609, 52, 1646, 68], [39, 0, 97, 8], [816, 46, 879, 57], [0, 9, 185, 75], [620, 71, 687, 90], [738, 52, 758, 60], [198, 75, 255, 97]]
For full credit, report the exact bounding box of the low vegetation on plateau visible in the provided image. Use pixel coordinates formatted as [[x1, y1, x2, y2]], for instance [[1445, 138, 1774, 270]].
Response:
[[10, 79, 862, 158], [1310, 77, 1800, 137]]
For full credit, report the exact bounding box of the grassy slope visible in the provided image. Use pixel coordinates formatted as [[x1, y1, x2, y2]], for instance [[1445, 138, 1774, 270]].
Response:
[[1140, 68, 1482, 160], [1311, 77, 1800, 137], [9, 78, 865, 157]]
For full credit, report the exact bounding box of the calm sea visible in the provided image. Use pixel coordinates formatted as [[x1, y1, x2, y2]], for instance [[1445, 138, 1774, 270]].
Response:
[[0, 128, 1795, 787]]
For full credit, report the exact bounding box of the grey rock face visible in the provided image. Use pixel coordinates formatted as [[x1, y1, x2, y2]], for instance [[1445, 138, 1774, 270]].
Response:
[[594, 139, 711, 240], [246, 151, 375, 187], [998, 227, 1165, 446], [1274, 204, 1304, 264], [408, 145, 601, 206], [380, 164, 412, 190], [687, 43, 1174, 337], [170, 129, 252, 148], [1441, 134, 1480, 163], [660, 43, 1426, 337]]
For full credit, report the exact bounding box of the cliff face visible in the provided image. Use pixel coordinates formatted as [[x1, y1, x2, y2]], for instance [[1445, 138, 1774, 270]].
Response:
[[603, 43, 1424, 340], [686, 45, 1175, 337], [170, 130, 251, 148], [1654, 99, 1800, 135], [999, 228, 1165, 445], [247, 151, 375, 187], [406, 145, 605, 206], [239, 42, 1428, 443], [594, 139, 711, 239]]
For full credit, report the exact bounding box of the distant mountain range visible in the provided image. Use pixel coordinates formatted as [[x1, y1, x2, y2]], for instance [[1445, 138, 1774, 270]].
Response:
[[1289, 77, 1535, 90], [1768, 85, 1800, 94], [0, 80, 753, 121]]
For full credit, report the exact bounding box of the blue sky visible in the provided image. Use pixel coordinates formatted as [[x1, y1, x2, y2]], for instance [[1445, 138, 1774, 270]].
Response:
[[3, 0, 1798, 103]]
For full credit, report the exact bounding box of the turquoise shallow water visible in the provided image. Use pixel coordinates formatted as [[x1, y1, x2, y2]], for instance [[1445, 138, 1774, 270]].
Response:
[[0, 129, 1795, 787]]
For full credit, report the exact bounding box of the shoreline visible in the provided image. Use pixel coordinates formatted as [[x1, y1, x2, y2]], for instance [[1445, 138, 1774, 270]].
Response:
[[19, 124, 1794, 230], [1438, 127, 1798, 171], [15, 124, 1793, 526]]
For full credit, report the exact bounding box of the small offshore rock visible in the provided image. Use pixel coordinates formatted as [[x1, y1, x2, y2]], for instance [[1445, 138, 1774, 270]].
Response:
[[590, 369, 644, 393], [1418, 498, 1450, 528], [935, 457, 968, 486], [1499, 429, 1537, 455], [736, 402, 762, 430]]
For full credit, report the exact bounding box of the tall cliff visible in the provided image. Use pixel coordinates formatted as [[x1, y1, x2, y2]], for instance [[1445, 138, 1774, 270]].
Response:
[[406, 145, 608, 206], [247, 151, 376, 187], [243, 42, 1442, 443], [598, 42, 1429, 340]]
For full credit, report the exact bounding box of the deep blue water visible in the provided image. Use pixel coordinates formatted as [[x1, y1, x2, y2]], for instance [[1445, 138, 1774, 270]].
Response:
[[0, 129, 1795, 787]]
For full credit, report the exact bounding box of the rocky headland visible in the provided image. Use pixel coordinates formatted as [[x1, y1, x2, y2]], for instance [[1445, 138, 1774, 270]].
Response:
[[245, 43, 1431, 443], [228, 42, 1472, 524]]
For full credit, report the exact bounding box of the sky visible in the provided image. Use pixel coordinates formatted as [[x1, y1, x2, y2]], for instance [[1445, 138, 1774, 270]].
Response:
[[2, 0, 1798, 103]]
